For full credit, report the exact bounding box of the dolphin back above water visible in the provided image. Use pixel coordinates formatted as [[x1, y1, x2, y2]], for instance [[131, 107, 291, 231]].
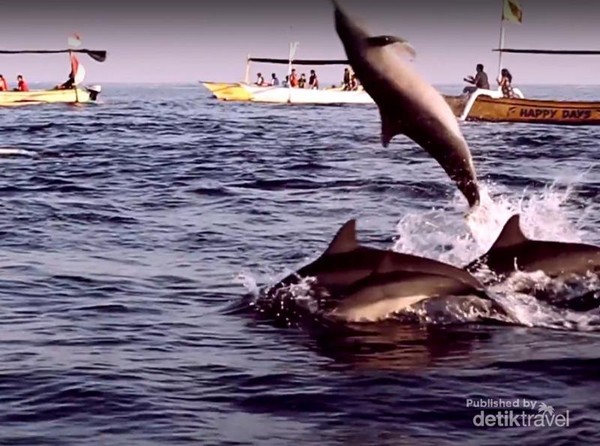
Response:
[[466, 214, 600, 282], [269, 219, 485, 295], [265, 219, 509, 323], [333, 1, 480, 208]]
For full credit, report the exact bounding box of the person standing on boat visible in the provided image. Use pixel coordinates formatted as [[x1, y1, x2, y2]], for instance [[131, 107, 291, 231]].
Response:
[[497, 68, 516, 98], [15, 75, 29, 92], [270, 73, 280, 86], [342, 67, 351, 90], [308, 70, 319, 89], [463, 63, 489, 94], [0, 74, 8, 91]]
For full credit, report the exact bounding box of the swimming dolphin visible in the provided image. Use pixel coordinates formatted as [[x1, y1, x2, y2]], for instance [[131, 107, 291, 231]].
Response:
[[268, 218, 486, 297], [333, 1, 480, 208], [324, 252, 495, 322], [465, 214, 600, 282]]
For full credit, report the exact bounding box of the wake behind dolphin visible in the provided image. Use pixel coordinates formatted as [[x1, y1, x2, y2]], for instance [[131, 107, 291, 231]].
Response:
[[333, 1, 481, 209]]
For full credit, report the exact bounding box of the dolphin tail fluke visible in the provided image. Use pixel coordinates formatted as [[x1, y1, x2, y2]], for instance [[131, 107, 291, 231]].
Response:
[[460, 180, 481, 209]]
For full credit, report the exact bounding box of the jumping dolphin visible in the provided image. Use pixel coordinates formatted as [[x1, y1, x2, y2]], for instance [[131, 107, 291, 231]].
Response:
[[268, 219, 486, 298], [333, 1, 480, 208], [465, 214, 600, 283]]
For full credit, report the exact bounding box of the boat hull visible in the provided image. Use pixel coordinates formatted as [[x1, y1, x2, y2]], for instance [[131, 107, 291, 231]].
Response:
[[445, 94, 600, 125], [0, 87, 100, 107], [202, 81, 373, 105]]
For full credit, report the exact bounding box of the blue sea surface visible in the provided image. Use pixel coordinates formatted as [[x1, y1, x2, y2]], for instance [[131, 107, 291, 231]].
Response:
[[0, 84, 599, 445]]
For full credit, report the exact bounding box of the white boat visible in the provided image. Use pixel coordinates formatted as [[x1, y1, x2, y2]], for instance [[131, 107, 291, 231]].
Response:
[[201, 42, 374, 105], [202, 81, 373, 104]]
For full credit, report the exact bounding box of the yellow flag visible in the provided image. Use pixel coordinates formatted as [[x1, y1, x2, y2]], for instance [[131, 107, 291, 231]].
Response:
[[503, 0, 523, 24]]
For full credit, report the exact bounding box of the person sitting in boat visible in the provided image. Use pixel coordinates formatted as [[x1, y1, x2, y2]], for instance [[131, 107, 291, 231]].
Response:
[[289, 69, 299, 87], [55, 70, 76, 90], [463, 63, 490, 94], [255, 73, 267, 86], [270, 73, 280, 86], [282, 75, 290, 88], [0, 74, 8, 91], [298, 73, 307, 88], [497, 68, 516, 98], [308, 70, 319, 89], [349, 73, 360, 91], [14, 74, 29, 92]]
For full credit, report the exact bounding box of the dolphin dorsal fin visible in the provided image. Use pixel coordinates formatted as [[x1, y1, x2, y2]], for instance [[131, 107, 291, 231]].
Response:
[[366, 35, 417, 59], [380, 110, 405, 147], [324, 219, 359, 255], [491, 215, 528, 250]]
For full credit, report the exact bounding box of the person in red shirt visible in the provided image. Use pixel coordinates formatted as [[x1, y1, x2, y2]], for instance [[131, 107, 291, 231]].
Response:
[[16, 74, 29, 92], [289, 68, 298, 88], [0, 74, 8, 91]]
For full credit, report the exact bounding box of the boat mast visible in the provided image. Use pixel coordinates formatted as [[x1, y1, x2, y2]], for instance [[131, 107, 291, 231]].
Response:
[[497, 0, 506, 78], [68, 49, 80, 103], [287, 42, 299, 82], [244, 53, 251, 84]]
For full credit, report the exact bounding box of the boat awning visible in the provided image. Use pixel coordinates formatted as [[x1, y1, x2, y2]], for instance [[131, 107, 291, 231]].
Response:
[[248, 57, 348, 65], [0, 49, 107, 62], [493, 48, 600, 55]]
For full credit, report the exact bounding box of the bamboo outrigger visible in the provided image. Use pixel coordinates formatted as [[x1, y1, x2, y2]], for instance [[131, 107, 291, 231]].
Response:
[[0, 48, 106, 107]]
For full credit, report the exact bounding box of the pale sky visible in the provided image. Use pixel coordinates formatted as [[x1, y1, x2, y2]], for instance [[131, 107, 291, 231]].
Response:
[[1, 0, 600, 86]]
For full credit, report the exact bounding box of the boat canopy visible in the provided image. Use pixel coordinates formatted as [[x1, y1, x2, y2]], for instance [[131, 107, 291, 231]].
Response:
[[0, 49, 107, 62], [248, 57, 348, 65], [493, 48, 600, 55]]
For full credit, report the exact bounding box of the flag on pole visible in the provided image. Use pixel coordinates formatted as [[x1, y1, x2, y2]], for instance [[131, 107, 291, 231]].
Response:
[[68, 33, 82, 48], [503, 0, 523, 24]]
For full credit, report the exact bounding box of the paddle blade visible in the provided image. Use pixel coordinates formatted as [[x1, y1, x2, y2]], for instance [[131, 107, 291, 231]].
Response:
[[82, 50, 107, 62]]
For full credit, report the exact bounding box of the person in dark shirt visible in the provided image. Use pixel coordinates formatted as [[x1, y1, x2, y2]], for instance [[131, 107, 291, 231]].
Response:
[[463, 63, 490, 94], [308, 70, 319, 89], [342, 67, 351, 90], [298, 73, 307, 88]]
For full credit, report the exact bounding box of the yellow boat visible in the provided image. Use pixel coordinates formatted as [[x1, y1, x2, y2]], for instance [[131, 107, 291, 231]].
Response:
[[202, 82, 253, 102], [0, 47, 106, 107], [0, 86, 102, 107]]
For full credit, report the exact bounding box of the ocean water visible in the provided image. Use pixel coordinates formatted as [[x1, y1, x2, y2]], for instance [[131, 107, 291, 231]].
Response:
[[0, 84, 599, 445]]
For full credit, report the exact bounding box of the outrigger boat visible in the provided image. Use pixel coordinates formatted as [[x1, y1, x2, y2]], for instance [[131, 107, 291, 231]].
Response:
[[0, 47, 106, 107], [202, 42, 372, 105], [444, 0, 600, 125]]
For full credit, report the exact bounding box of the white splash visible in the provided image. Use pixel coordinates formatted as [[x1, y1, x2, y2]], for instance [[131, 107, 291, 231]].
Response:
[[392, 179, 600, 331]]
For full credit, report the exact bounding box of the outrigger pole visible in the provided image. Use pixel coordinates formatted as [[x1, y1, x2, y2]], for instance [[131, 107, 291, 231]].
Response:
[[493, 48, 600, 55], [0, 49, 107, 62]]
